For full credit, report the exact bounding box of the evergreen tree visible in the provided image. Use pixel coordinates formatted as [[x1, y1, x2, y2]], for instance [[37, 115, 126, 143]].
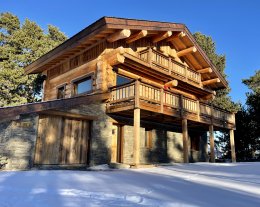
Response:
[[0, 12, 67, 106], [235, 70, 260, 160], [193, 32, 239, 112]]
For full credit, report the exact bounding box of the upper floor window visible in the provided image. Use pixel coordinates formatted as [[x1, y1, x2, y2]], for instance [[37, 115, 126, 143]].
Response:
[[116, 74, 132, 86], [73, 76, 92, 95], [57, 85, 66, 99]]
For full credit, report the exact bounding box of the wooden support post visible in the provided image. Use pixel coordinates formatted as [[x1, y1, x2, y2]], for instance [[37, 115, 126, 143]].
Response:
[[230, 129, 236, 163], [182, 118, 189, 163], [209, 125, 215, 163], [134, 80, 140, 108], [133, 108, 140, 165], [160, 88, 164, 113]]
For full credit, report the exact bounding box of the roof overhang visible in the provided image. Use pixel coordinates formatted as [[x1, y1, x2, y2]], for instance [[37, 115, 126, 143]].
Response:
[[24, 16, 228, 89]]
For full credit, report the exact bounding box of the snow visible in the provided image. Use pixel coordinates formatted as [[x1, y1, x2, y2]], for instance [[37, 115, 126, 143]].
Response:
[[0, 162, 260, 207]]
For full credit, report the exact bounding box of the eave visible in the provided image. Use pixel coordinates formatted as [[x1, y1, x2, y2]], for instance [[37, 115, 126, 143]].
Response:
[[24, 16, 228, 89]]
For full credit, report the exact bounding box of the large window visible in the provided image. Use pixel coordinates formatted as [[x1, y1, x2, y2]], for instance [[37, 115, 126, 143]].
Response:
[[73, 76, 92, 95], [57, 85, 66, 99], [116, 75, 132, 86]]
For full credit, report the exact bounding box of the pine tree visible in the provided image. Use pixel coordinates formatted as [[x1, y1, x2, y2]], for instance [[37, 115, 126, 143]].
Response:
[[193, 32, 239, 112], [0, 12, 67, 106], [235, 70, 260, 160]]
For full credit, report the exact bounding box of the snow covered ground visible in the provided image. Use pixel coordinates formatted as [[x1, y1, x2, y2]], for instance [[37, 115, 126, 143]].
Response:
[[0, 162, 260, 207]]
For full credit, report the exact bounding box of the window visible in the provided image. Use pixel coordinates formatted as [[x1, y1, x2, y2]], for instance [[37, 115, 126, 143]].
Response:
[[57, 85, 65, 99], [145, 129, 153, 149], [116, 75, 132, 86], [74, 76, 92, 95]]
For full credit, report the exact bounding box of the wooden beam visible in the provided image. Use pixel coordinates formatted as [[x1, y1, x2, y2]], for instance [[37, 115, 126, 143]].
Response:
[[182, 118, 189, 163], [167, 31, 186, 42], [209, 125, 215, 163], [133, 108, 140, 165], [177, 46, 197, 57], [107, 29, 131, 42], [38, 110, 98, 120], [152, 31, 172, 43], [200, 93, 215, 101], [164, 80, 178, 88], [126, 30, 147, 44], [198, 67, 213, 74], [202, 78, 220, 86], [230, 129, 236, 162], [115, 68, 164, 89]]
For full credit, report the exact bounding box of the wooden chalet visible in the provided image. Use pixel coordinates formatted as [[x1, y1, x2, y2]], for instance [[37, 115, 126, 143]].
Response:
[[0, 17, 236, 170]]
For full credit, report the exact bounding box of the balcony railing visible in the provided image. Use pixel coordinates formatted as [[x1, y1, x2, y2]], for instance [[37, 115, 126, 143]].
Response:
[[108, 80, 235, 127], [139, 48, 201, 84]]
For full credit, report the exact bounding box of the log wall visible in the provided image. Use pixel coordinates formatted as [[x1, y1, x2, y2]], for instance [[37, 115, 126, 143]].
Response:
[[43, 38, 187, 101]]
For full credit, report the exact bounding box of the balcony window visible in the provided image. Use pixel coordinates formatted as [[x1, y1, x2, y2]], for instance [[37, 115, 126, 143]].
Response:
[[73, 76, 92, 95], [116, 75, 132, 86]]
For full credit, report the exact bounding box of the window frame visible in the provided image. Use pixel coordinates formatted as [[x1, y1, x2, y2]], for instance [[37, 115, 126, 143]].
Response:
[[56, 84, 67, 99], [71, 73, 94, 96]]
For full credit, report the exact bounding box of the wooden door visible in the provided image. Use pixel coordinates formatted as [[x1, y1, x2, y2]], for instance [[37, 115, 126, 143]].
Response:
[[34, 115, 90, 165], [59, 118, 89, 164], [111, 124, 123, 163]]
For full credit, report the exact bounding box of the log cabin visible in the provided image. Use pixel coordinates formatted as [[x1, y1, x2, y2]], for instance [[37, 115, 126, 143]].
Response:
[[0, 17, 236, 170]]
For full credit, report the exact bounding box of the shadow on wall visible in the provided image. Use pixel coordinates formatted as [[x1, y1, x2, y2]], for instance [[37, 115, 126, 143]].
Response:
[[145, 128, 184, 164]]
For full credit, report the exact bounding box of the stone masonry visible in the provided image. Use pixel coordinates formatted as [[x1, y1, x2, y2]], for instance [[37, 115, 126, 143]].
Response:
[[0, 114, 38, 170]]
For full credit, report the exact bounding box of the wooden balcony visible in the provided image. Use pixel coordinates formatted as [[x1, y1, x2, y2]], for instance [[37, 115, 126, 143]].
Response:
[[138, 48, 201, 85], [107, 80, 235, 130]]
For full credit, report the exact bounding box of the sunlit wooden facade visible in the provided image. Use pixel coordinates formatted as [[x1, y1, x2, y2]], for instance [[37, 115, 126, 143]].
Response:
[[3, 17, 236, 168]]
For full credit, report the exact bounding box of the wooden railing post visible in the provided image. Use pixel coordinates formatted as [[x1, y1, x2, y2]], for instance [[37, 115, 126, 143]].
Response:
[[168, 57, 171, 75], [210, 103, 214, 125], [197, 100, 200, 120], [180, 94, 184, 117], [184, 66, 188, 82], [134, 80, 140, 108], [147, 47, 153, 66], [160, 88, 164, 113]]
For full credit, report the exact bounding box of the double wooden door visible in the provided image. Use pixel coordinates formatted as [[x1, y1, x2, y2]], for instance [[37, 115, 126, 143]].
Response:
[[34, 115, 90, 165]]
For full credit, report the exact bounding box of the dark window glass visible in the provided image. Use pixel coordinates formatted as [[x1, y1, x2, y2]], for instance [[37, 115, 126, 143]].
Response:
[[116, 75, 132, 86], [57, 86, 65, 99], [74, 76, 92, 95]]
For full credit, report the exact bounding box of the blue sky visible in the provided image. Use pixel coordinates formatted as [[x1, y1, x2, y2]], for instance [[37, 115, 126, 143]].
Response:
[[1, 0, 259, 104]]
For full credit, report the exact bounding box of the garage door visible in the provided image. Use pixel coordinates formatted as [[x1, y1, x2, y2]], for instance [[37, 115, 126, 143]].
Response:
[[34, 115, 90, 165]]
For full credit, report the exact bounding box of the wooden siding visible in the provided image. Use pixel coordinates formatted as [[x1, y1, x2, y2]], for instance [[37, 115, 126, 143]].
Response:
[[34, 115, 90, 165]]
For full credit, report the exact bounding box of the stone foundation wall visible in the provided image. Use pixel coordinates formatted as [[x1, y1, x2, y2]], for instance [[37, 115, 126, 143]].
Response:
[[0, 102, 209, 170], [0, 115, 38, 170]]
